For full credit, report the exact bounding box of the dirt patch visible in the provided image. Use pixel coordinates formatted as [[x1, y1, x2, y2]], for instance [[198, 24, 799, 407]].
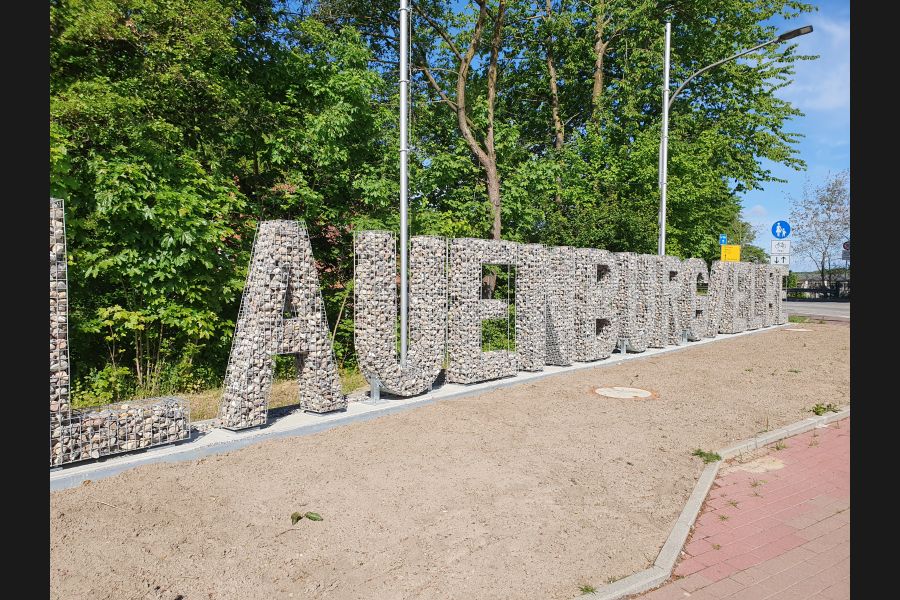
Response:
[[50, 323, 849, 600], [185, 370, 369, 422]]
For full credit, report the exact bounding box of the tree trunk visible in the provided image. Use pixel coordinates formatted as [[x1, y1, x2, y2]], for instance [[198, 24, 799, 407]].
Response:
[[485, 1, 505, 240], [416, 1, 506, 242], [544, 1, 565, 208], [592, 5, 609, 114], [545, 1, 564, 150], [486, 161, 502, 240]]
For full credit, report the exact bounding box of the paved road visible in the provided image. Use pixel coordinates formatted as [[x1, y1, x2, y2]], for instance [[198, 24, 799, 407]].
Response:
[[784, 301, 850, 320]]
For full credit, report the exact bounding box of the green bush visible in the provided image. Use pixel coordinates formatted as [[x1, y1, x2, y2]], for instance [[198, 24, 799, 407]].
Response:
[[71, 365, 135, 408]]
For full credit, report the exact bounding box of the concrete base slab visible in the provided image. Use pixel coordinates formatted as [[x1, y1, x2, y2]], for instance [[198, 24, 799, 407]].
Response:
[[50, 324, 790, 492]]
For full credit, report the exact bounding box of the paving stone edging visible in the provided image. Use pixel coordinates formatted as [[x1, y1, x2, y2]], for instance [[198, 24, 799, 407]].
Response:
[[582, 407, 850, 600]]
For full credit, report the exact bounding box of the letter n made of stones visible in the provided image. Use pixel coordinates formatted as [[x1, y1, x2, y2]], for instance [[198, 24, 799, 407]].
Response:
[[544, 247, 577, 366], [447, 239, 517, 383], [218, 221, 345, 430], [353, 231, 447, 396], [615, 253, 655, 353]]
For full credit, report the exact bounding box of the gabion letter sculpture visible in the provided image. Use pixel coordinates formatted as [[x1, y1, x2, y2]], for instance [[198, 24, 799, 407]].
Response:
[[615, 253, 656, 352], [515, 244, 548, 371], [680, 258, 711, 340], [573, 248, 619, 362], [652, 255, 684, 347], [771, 265, 789, 325], [545, 246, 577, 365], [719, 261, 752, 334], [50, 199, 189, 467], [747, 265, 765, 331], [447, 238, 517, 384], [50, 198, 71, 465], [354, 231, 447, 396], [218, 220, 345, 429]]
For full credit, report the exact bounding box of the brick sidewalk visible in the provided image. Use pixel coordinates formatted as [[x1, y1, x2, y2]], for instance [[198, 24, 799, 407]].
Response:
[[637, 418, 850, 600]]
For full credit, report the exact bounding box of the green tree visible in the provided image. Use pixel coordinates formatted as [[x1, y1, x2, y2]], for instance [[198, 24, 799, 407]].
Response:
[[51, 0, 392, 399], [789, 169, 850, 289]]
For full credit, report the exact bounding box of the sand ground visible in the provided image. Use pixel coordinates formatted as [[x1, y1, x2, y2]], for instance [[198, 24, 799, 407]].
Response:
[[50, 323, 849, 600]]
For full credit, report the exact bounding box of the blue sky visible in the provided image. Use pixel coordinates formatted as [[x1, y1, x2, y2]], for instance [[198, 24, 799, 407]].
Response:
[[738, 0, 850, 271]]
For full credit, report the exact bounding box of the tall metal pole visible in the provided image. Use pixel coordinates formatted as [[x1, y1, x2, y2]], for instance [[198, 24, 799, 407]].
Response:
[[658, 21, 671, 257], [656, 26, 809, 257], [399, 0, 409, 364]]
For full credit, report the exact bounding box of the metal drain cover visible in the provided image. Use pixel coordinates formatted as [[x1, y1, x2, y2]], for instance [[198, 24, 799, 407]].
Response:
[[595, 386, 653, 399]]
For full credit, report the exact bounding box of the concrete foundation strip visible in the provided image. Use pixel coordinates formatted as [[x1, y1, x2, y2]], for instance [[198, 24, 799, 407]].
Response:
[[582, 407, 850, 600], [50, 323, 792, 492]]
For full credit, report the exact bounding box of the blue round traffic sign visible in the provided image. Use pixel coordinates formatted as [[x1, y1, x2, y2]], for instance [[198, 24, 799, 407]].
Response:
[[771, 221, 791, 239]]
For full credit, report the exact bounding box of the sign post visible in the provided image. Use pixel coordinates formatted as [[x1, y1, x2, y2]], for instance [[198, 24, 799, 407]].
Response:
[[721, 244, 741, 262], [771, 220, 791, 239], [770, 239, 791, 267]]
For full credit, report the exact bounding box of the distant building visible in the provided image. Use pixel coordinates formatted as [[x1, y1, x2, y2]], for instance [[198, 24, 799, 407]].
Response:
[[788, 270, 850, 298]]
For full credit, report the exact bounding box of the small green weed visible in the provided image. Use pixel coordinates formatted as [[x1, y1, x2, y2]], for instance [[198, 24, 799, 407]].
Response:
[[727, 500, 739, 508], [712, 543, 722, 550], [291, 511, 323, 524], [692, 449, 722, 464], [788, 315, 810, 323], [811, 403, 840, 416], [774, 441, 787, 451], [579, 584, 597, 594], [718, 514, 729, 521]]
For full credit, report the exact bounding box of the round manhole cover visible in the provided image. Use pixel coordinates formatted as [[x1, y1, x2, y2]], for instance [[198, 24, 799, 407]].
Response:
[[594, 386, 654, 399]]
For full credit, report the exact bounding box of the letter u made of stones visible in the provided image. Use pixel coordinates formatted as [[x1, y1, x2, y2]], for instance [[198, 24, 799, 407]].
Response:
[[354, 231, 447, 396]]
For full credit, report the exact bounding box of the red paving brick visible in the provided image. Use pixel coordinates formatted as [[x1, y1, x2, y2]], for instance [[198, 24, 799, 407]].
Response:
[[636, 418, 849, 600]]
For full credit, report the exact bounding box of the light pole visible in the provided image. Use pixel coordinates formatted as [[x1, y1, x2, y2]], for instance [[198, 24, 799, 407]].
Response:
[[657, 24, 813, 256], [399, 0, 410, 364]]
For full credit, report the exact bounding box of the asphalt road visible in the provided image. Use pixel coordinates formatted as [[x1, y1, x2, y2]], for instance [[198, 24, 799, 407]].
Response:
[[784, 300, 850, 320]]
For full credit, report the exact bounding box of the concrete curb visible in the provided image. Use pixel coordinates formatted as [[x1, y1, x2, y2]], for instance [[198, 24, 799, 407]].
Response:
[[50, 324, 793, 491], [583, 407, 850, 600]]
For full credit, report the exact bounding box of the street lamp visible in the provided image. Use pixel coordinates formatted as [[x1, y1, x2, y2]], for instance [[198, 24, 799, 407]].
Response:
[[657, 24, 813, 256]]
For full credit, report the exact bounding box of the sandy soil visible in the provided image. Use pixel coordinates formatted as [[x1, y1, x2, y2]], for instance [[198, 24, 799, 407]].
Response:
[[50, 323, 850, 600]]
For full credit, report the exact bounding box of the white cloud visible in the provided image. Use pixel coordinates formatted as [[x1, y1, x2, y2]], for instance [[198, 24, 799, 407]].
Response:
[[776, 13, 850, 112], [748, 204, 768, 218]]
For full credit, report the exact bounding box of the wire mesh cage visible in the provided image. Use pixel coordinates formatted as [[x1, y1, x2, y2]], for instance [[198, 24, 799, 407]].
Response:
[[50, 396, 191, 466]]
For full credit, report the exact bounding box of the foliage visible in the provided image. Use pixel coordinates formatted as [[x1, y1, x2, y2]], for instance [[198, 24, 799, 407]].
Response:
[[51, 0, 817, 403], [811, 402, 840, 416], [52, 0, 392, 402], [741, 244, 769, 264]]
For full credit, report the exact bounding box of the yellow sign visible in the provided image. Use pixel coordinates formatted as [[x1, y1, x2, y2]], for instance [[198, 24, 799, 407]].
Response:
[[720, 244, 741, 262]]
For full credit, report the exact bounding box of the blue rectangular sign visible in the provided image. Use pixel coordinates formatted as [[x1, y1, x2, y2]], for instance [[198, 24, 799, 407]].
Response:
[[719, 234, 728, 245]]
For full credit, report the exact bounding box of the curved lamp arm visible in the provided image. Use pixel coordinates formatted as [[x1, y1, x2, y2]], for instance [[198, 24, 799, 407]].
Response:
[[667, 38, 778, 110], [667, 25, 813, 110]]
